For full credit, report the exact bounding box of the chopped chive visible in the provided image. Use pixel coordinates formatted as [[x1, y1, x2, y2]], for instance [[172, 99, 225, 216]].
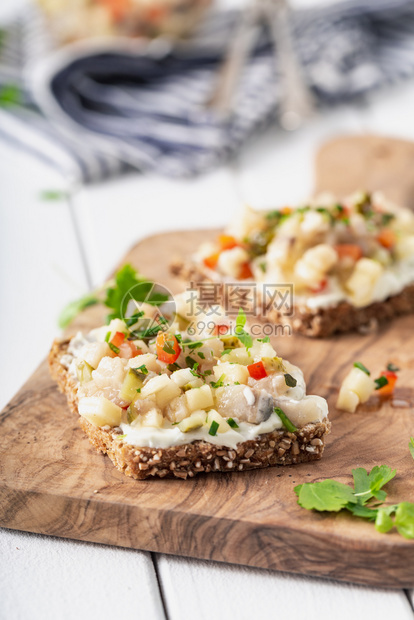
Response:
[[208, 420, 219, 436], [375, 376, 389, 390], [274, 407, 297, 433], [136, 388, 141, 393], [108, 342, 120, 354], [137, 364, 148, 375], [167, 363, 181, 372], [105, 331, 111, 342], [227, 418, 239, 429], [185, 355, 198, 369], [211, 374, 225, 388], [354, 361, 370, 375], [221, 348, 233, 356], [387, 363, 400, 372], [284, 373, 297, 388]]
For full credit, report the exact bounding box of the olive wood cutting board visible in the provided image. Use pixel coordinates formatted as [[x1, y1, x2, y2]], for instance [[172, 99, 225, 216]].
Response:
[[1, 135, 414, 588]]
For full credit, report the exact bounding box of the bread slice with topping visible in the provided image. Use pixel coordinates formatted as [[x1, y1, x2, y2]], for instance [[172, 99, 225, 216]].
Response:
[[49, 300, 330, 480], [171, 192, 414, 337]]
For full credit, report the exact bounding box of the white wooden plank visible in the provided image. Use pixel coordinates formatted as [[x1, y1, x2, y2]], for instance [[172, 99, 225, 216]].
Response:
[[0, 145, 87, 411], [157, 555, 413, 620], [72, 168, 240, 286], [0, 529, 165, 620]]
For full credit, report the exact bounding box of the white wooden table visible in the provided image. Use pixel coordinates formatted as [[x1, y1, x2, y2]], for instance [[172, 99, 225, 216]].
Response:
[[1, 0, 414, 617]]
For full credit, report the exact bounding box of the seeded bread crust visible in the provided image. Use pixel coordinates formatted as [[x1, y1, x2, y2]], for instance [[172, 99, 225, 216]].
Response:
[[170, 258, 414, 338], [49, 339, 331, 480]]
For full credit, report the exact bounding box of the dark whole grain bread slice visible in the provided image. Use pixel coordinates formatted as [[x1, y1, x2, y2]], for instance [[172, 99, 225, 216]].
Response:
[[49, 339, 331, 480], [170, 258, 414, 338]]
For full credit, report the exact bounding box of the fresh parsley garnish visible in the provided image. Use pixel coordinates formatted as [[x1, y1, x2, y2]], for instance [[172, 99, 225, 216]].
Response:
[[257, 336, 270, 343], [185, 356, 198, 369], [162, 338, 177, 356], [274, 407, 297, 432], [354, 361, 370, 375], [208, 420, 219, 436], [374, 376, 389, 390], [234, 308, 253, 350], [284, 373, 297, 388], [221, 349, 233, 356], [295, 465, 414, 539], [198, 351, 205, 359]]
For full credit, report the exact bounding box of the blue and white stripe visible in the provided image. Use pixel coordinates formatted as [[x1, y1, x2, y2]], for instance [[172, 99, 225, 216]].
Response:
[[0, 0, 414, 182]]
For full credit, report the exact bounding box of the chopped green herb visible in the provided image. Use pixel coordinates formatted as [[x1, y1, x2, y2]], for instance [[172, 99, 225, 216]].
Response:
[[203, 370, 212, 376], [354, 361, 370, 375], [284, 373, 297, 388], [208, 420, 219, 436], [0, 83, 22, 108], [221, 349, 233, 356], [274, 407, 297, 432], [167, 363, 181, 372], [375, 376, 389, 390], [235, 308, 253, 350], [259, 262, 267, 273], [58, 292, 100, 329], [198, 351, 205, 359], [185, 356, 198, 369], [137, 364, 148, 375], [387, 363, 400, 372], [381, 213, 395, 226], [136, 388, 141, 393], [227, 418, 239, 429], [162, 338, 176, 355], [39, 189, 70, 201], [187, 341, 203, 350], [125, 311, 144, 327], [257, 336, 270, 343], [108, 342, 120, 354], [116, 434, 127, 440], [211, 374, 225, 388], [409, 437, 414, 462], [105, 331, 111, 342]]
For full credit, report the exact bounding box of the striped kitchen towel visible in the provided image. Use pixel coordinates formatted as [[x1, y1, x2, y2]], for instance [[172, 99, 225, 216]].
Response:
[[1, 0, 414, 183]]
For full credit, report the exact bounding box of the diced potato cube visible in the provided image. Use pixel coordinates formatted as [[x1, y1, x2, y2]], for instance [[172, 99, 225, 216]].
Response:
[[83, 342, 111, 369], [336, 385, 360, 413], [205, 409, 231, 434], [78, 396, 122, 427], [186, 384, 214, 412], [120, 368, 144, 403], [217, 247, 249, 278], [141, 374, 172, 397], [132, 339, 150, 354], [262, 357, 285, 374], [155, 381, 182, 409], [396, 235, 414, 260], [140, 408, 164, 428], [213, 362, 249, 385], [128, 353, 161, 374], [178, 410, 206, 433], [108, 318, 128, 334], [249, 341, 278, 361], [346, 258, 383, 307], [221, 347, 252, 366], [170, 368, 197, 388], [182, 378, 204, 390], [342, 367, 375, 403]]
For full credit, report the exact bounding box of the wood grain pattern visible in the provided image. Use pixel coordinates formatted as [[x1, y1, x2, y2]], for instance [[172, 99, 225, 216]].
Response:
[[1, 136, 414, 589]]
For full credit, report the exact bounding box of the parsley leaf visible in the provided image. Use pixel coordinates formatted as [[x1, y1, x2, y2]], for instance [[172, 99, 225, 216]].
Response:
[[234, 308, 253, 350], [284, 373, 297, 388], [295, 479, 356, 512], [352, 465, 396, 504], [58, 292, 99, 329], [395, 503, 414, 539], [374, 376, 388, 390]]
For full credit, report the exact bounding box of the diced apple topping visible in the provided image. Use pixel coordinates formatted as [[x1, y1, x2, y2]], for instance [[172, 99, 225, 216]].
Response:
[[78, 396, 122, 427]]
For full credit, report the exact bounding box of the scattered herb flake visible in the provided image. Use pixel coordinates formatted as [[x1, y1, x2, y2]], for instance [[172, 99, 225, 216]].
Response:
[[284, 373, 297, 388], [208, 420, 219, 436], [374, 376, 389, 390], [137, 364, 148, 375], [274, 407, 297, 432], [235, 308, 253, 350], [354, 361, 370, 375], [387, 363, 400, 372], [227, 418, 239, 429], [108, 342, 120, 354]]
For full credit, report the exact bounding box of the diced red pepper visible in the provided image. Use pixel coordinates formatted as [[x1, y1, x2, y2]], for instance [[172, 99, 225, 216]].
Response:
[[213, 324, 229, 336], [377, 229, 396, 249], [156, 332, 181, 364], [247, 361, 268, 380], [203, 252, 220, 270], [309, 279, 328, 294], [110, 331, 125, 348], [239, 262, 253, 280], [376, 370, 398, 396], [218, 234, 239, 251], [118, 341, 141, 359], [335, 244, 363, 262]]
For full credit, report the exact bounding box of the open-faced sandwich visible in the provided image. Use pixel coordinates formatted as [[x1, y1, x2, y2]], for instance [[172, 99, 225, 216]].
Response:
[[171, 192, 414, 337], [49, 295, 330, 480]]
